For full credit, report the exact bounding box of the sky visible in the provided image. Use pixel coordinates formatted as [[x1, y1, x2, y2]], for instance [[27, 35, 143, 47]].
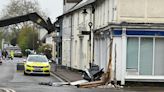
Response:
[[0, 0, 63, 22]]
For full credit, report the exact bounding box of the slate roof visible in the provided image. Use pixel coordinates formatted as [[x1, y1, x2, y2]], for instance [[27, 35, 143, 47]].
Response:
[[58, 0, 96, 18]]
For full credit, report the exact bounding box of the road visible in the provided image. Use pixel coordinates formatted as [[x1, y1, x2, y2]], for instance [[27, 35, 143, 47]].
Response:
[[0, 58, 115, 92], [0, 57, 62, 92], [0, 58, 163, 92]]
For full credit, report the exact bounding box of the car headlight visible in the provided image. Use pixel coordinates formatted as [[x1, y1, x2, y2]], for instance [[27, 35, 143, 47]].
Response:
[[26, 65, 31, 67]]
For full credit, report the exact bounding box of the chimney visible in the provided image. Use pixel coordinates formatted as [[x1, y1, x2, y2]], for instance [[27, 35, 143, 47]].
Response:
[[63, 0, 82, 13]]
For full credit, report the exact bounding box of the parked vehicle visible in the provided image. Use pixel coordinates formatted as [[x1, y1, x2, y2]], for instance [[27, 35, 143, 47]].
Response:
[[14, 50, 23, 57], [24, 54, 51, 75]]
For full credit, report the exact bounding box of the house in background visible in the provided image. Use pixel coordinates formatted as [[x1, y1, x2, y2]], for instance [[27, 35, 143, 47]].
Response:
[[39, 28, 57, 59]]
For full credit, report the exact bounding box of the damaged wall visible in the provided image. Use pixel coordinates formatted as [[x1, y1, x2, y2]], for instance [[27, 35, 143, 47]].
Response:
[[94, 33, 122, 81]]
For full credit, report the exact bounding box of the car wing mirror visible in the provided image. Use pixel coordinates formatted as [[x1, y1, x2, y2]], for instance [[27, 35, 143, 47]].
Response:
[[48, 60, 52, 63]]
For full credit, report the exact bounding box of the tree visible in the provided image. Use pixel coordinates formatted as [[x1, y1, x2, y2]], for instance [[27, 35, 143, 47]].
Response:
[[17, 26, 39, 54], [0, 0, 47, 45], [37, 44, 52, 59], [10, 37, 17, 46], [2, 0, 46, 20]]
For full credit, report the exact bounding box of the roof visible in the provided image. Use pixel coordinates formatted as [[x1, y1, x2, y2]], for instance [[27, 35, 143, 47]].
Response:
[[58, 0, 96, 18]]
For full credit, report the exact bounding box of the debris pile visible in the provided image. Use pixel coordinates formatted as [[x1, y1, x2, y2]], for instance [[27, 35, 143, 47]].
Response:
[[82, 64, 104, 82]]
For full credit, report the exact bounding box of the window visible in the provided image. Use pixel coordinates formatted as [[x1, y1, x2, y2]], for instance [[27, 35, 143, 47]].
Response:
[[140, 38, 153, 75], [127, 38, 138, 70], [126, 37, 164, 76], [154, 38, 164, 75], [27, 55, 48, 62]]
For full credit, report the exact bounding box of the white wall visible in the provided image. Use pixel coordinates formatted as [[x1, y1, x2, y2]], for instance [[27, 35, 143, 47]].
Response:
[[117, 0, 164, 23], [71, 7, 92, 70], [94, 0, 164, 28], [62, 39, 71, 66], [62, 16, 71, 67], [94, 36, 110, 72], [62, 5, 93, 70], [94, 0, 116, 30]]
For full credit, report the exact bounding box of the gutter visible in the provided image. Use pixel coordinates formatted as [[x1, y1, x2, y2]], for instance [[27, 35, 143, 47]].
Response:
[[93, 22, 164, 34]]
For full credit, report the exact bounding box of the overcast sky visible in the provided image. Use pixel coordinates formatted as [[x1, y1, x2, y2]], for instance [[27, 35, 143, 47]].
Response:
[[0, 0, 63, 22]]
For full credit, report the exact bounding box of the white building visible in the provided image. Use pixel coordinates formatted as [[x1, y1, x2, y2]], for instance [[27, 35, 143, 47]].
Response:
[[93, 0, 164, 85], [60, 0, 95, 70]]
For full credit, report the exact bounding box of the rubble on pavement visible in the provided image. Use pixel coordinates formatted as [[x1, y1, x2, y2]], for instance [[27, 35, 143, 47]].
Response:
[[76, 39, 122, 88], [41, 39, 122, 89]]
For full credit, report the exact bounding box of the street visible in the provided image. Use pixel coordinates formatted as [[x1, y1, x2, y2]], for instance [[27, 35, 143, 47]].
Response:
[[0, 58, 112, 92], [0, 57, 62, 92], [0, 57, 163, 92], [0, 57, 131, 92]]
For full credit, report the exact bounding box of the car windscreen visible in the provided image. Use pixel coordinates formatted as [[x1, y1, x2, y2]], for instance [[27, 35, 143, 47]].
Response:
[[27, 55, 48, 62]]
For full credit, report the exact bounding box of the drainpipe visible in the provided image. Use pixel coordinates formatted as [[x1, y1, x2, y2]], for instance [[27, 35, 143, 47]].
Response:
[[70, 14, 73, 69], [112, 0, 116, 22], [91, 4, 95, 65], [89, 22, 93, 68]]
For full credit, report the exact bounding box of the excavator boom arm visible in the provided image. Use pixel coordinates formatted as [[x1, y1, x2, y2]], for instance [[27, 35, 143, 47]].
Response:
[[0, 12, 54, 34]]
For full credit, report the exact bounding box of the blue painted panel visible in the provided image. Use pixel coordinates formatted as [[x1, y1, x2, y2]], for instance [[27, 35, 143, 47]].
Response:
[[126, 30, 164, 36], [112, 29, 122, 35], [112, 29, 164, 36]]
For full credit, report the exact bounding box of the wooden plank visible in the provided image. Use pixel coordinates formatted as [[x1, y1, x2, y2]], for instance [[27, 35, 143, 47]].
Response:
[[105, 39, 113, 85], [78, 80, 104, 88]]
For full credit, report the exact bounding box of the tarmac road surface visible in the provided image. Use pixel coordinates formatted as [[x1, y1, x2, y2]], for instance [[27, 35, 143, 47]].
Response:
[[0, 57, 61, 92], [0, 58, 163, 92]]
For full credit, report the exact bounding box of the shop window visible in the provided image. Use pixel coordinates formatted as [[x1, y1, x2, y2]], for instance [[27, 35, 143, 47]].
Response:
[[154, 38, 164, 75], [140, 38, 153, 75], [127, 37, 164, 76], [127, 38, 139, 74]]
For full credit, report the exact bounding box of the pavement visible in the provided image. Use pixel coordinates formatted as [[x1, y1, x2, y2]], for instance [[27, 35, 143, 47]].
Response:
[[50, 64, 164, 92], [51, 65, 83, 82]]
